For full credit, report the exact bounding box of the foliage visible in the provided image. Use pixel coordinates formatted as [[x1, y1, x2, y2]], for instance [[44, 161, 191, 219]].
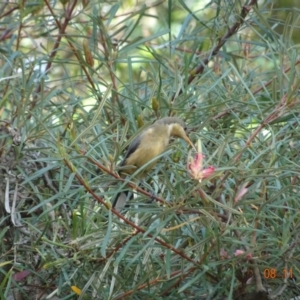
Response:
[[0, 0, 300, 299]]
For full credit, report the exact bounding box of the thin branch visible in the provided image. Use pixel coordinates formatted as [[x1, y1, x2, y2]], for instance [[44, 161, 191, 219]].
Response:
[[171, 0, 258, 101]]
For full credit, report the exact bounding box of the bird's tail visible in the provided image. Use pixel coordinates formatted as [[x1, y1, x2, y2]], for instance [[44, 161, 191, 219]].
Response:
[[112, 190, 133, 212]]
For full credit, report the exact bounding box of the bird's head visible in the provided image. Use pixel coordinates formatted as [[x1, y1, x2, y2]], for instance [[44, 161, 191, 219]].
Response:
[[154, 117, 195, 150]]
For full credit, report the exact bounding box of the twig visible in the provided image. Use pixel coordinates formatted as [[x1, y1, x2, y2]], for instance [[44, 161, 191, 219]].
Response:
[[171, 0, 258, 101]]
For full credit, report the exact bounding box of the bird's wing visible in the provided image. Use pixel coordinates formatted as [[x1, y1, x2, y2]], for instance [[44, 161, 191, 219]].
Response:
[[120, 133, 142, 166]]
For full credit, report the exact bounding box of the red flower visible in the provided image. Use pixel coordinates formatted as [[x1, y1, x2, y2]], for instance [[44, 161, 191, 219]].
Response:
[[187, 140, 215, 181]]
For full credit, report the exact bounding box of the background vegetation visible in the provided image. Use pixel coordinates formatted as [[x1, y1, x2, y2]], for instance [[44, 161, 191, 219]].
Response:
[[0, 0, 300, 299]]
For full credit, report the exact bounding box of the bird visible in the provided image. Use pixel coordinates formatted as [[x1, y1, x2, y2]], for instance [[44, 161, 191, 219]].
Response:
[[112, 117, 195, 212]]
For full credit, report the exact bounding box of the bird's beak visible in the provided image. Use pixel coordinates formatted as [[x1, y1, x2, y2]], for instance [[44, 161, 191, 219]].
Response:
[[183, 134, 196, 151], [170, 123, 196, 151]]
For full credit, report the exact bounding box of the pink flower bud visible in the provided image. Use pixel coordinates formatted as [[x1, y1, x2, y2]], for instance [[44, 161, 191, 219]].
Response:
[[187, 148, 215, 181]]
